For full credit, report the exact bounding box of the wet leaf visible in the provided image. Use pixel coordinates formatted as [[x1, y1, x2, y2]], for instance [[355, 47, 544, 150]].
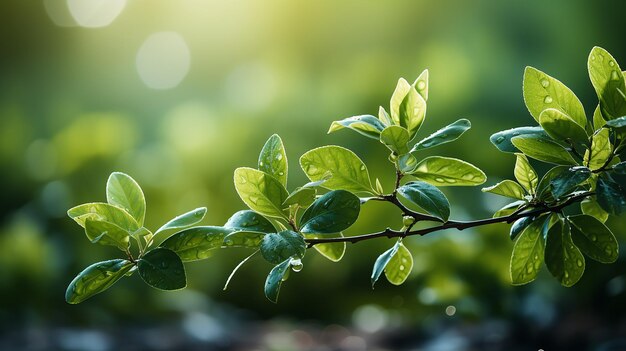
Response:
[[160, 226, 230, 262], [409, 156, 486, 186], [397, 181, 450, 221], [138, 248, 186, 290], [300, 145, 374, 194], [106, 172, 146, 226], [258, 134, 288, 187], [260, 230, 306, 264], [328, 115, 385, 140], [66, 259, 134, 304], [234, 167, 289, 219], [300, 190, 360, 234]]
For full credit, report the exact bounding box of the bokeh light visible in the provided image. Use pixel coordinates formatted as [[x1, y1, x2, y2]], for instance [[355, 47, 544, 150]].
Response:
[[136, 32, 191, 90]]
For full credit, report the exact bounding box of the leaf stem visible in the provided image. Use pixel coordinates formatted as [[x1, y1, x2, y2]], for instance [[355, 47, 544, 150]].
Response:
[[305, 191, 593, 246]]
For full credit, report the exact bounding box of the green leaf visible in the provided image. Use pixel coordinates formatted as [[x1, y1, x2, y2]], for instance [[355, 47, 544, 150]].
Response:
[[604, 116, 626, 128], [378, 106, 392, 126], [510, 216, 534, 241], [513, 153, 538, 196], [410, 119, 471, 152], [536, 166, 568, 201], [233, 167, 289, 219], [511, 135, 577, 165], [67, 202, 139, 233], [371, 240, 401, 288], [493, 200, 525, 218], [588, 46, 626, 120], [300, 146, 374, 194], [65, 259, 134, 304], [581, 196, 609, 223], [155, 207, 207, 235], [538, 108, 588, 144], [390, 78, 411, 126], [260, 230, 306, 264], [380, 126, 410, 154], [490, 126, 549, 153], [384, 242, 413, 285], [482, 180, 526, 200], [409, 156, 486, 186], [160, 226, 230, 262], [397, 153, 418, 173], [569, 215, 618, 263], [264, 258, 292, 303], [612, 161, 626, 174], [584, 128, 612, 171], [397, 181, 450, 221], [283, 187, 316, 208], [106, 172, 146, 226], [390, 78, 427, 139], [224, 210, 275, 233], [399, 85, 427, 140], [328, 115, 385, 140], [84, 219, 130, 250], [544, 219, 584, 287], [223, 231, 266, 249], [258, 134, 288, 187], [300, 190, 360, 234], [593, 105, 606, 130], [413, 69, 429, 101], [138, 248, 186, 290], [303, 232, 346, 262], [510, 217, 545, 285], [523, 66, 587, 127], [550, 166, 592, 199], [596, 173, 626, 215]]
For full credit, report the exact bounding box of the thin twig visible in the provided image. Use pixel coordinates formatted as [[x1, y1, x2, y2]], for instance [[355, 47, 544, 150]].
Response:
[[305, 191, 593, 247]]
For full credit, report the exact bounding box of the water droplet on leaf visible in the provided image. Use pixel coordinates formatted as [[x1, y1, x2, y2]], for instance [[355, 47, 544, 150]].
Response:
[[544, 96, 553, 104]]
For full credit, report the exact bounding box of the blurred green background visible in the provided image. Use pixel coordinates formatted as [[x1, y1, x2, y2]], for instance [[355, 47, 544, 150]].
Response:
[[2, 1, 626, 350]]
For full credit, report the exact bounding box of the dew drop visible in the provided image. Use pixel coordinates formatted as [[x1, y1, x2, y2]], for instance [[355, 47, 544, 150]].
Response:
[[278, 171, 284, 176], [360, 165, 366, 171], [276, 153, 283, 161], [290, 258, 303, 272], [565, 271, 569, 278], [544, 96, 553, 104], [591, 235, 597, 242], [435, 177, 445, 183], [577, 260, 583, 267], [307, 165, 318, 174], [259, 161, 264, 167], [591, 55, 596, 61], [611, 71, 620, 80], [609, 60, 615, 67], [526, 266, 533, 274], [417, 81, 426, 90], [249, 195, 260, 204], [399, 265, 405, 271], [540, 78, 550, 88]]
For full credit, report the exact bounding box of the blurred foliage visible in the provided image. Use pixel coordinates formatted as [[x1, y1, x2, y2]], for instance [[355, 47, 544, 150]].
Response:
[[2, 0, 626, 349]]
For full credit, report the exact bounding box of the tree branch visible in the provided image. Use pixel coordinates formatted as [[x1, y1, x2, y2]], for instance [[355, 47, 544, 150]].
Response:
[[305, 191, 593, 247]]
